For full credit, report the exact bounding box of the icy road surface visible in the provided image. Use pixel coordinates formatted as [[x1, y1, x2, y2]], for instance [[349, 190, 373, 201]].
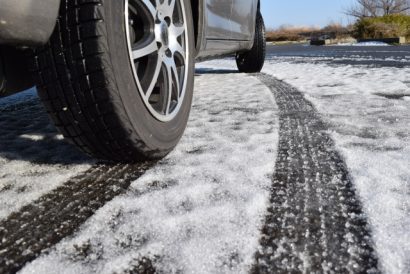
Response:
[[262, 57, 410, 274], [3, 73, 280, 273], [196, 52, 410, 273], [0, 89, 92, 219], [0, 47, 409, 273]]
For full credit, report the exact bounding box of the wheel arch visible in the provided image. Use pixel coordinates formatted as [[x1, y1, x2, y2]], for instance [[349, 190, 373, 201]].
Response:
[[189, 0, 205, 57], [0, 0, 61, 46]]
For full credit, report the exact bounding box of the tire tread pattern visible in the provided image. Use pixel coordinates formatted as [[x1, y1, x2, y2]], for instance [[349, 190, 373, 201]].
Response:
[[30, 0, 156, 162]]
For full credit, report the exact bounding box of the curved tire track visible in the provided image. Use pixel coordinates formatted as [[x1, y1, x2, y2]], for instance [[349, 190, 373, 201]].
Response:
[[0, 72, 380, 274], [0, 162, 154, 274], [251, 74, 379, 273]]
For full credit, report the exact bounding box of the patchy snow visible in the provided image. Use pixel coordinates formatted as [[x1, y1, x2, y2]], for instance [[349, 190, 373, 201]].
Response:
[[335, 41, 391, 46], [3, 50, 408, 273], [20, 72, 279, 274], [0, 89, 92, 219], [260, 60, 410, 273], [196, 58, 410, 274]]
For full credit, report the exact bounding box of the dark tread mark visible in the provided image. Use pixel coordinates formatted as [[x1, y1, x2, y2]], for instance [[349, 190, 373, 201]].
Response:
[[0, 162, 154, 274], [121, 257, 157, 274], [251, 74, 379, 273]]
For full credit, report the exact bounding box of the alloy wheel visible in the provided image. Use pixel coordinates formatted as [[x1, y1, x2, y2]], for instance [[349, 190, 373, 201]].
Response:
[[125, 0, 188, 122]]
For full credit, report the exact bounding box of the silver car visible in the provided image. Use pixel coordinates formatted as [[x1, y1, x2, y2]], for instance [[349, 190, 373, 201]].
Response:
[[0, 0, 266, 161]]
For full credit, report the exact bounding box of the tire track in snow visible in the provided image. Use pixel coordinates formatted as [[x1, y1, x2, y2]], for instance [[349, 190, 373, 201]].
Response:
[[0, 162, 154, 274], [251, 74, 379, 273]]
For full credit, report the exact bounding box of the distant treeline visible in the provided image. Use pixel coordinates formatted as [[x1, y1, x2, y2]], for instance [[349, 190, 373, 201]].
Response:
[[266, 14, 410, 42], [353, 14, 410, 39], [266, 24, 352, 42]]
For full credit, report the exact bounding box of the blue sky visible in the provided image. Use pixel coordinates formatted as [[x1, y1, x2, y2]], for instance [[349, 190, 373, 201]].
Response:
[[260, 0, 356, 28]]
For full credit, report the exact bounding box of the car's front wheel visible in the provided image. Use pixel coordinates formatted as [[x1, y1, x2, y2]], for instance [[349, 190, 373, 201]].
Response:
[[32, 0, 195, 162]]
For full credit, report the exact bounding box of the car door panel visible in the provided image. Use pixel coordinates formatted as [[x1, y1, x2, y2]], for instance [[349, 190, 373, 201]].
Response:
[[204, 0, 232, 40], [198, 0, 256, 59], [230, 0, 257, 41]]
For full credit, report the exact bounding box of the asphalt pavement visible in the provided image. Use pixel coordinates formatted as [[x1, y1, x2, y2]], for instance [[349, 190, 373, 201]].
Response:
[[266, 43, 410, 67]]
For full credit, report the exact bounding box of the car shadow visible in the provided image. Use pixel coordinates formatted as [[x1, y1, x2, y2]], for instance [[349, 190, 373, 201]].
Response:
[[0, 90, 91, 165], [0, 68, 238, 165]]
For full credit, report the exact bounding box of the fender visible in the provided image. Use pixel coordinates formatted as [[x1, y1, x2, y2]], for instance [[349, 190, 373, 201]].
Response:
[[0, 0, 60, 46], [0, 0, 204, 50], [190, 0, 206, 58]]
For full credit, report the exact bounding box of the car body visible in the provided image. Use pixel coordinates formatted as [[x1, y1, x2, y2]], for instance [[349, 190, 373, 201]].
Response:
[[0, 0, 259, 95], [0, 0, 265, 161]]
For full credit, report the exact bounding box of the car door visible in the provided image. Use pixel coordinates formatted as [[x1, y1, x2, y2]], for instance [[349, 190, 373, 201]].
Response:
[[230, 0, 257, 41], [205, 0, 233, 40]]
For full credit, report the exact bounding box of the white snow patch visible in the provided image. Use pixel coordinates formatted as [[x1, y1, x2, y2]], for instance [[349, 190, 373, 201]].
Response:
[[335, 41, 391, 46], [258, 59, 409, 274], [0, 89, 92, 219], [195, 58, 410, 273], [20, 72, 279, 274], [0, 162, 90, 219]]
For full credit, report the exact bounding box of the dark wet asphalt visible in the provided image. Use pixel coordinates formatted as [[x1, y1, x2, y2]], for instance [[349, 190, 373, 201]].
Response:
[[266, 44, 410, 67]]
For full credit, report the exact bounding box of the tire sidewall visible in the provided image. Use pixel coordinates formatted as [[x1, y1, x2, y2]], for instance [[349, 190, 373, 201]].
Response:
[[104, 0, 195, 154]]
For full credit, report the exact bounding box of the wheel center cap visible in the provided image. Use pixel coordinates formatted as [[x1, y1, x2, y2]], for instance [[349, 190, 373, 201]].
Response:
[[160, 22, 169, 46]]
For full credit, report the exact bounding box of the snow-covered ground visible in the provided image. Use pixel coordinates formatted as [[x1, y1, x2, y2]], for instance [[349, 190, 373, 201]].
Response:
[[194, 58, 410, 273], [262, 60, 410, 274], [0, 89, 92, 219], [19, 73, 279, 274], [1, 51, 409, 273]]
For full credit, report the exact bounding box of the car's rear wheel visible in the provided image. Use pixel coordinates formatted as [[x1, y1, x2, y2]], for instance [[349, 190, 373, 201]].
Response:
[[31, 0, 195, 162], [236, 11, 266, 73]]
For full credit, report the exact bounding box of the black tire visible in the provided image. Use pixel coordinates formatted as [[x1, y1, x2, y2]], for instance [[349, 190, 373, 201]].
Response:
[[236, 12, 266, 73], [30, 0, 195, 162]]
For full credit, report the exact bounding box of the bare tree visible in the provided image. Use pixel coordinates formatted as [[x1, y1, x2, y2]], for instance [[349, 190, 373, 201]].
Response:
[[345, 0, 378, 18], [376, 0, 410, 15], [346, 0, 410, 18]]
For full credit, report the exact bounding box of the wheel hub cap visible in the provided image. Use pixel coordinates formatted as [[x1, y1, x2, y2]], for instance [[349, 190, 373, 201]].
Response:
[[157, 21, 169, 47]]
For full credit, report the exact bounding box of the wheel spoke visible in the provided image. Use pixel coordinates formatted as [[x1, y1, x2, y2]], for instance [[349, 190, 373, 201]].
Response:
[[132, 39, 158, 60], [170, 60, 180, 98], [174, 43, 185, 61], [165, 62, 173, 115], [164, 58, 179, 114], [159, 0, 176, 17], [145, 55, 163, 98], [170, 24, 185, 38], [167, 0, 176, 16]]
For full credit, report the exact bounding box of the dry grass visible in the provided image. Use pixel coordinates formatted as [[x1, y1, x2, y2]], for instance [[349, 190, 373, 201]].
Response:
[[266, 24, 352, 42], [266, 26, 318, 42]]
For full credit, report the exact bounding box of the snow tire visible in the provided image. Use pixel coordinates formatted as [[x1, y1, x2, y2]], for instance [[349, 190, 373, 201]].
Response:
[[30, 0, 195, 162], [236, 11, 266, 73]]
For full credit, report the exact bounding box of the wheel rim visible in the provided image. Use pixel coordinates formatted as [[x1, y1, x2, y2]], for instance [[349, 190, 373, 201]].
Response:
[[125, 0, 189, 122]]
